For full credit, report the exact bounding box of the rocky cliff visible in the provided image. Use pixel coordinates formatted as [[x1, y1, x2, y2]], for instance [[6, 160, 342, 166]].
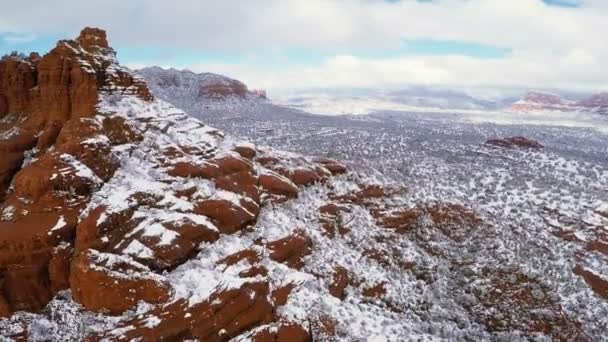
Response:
[[0, 28, 348, 340], [0, 26, 154, 316]]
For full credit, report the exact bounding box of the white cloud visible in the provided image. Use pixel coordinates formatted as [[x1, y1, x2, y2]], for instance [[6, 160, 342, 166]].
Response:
[[3, 0, 608, 93], [177, 51, 608, 96]]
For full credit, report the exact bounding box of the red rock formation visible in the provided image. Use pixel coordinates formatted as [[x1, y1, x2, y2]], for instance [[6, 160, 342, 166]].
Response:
[[319, 202, 351, 237], [234, 144, 257, 160], [70, 249, 170, 314], [194, 199, 257, 234], [93, 281, 276, 341], [0, 27, 153, 317], [485, 136, 544, 150], [314, 157, 347, 175], [328, 266, 349, 299], [251, 323, 311, 342], [574, 265, 608, 300], [0, 27, 355, 341], [259, 171, 299, 199], [48, 243, 73, 294], [267, 232, 313, 269]]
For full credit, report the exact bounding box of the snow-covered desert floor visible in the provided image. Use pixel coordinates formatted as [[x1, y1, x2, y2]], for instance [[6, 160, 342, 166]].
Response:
[[187, 101, 608, 339]]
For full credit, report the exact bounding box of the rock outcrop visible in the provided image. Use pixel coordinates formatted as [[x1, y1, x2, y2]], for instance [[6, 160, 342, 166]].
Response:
[[0, 27, 156, 315], [485, 136, 544, 150], [138, 66, 249, 100], [0, 26, 352, 341]]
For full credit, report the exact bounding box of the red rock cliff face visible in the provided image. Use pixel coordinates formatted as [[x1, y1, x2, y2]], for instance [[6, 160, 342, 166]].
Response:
[[0, 27, 349, 341], [0, 28, 152, 195], [0, 27, 153, 315], [1, 27, 152, 130]]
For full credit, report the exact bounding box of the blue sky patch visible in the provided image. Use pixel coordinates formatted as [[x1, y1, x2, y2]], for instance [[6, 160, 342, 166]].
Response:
[[542, 0, 583, 7], [400, 39, 511, 59]]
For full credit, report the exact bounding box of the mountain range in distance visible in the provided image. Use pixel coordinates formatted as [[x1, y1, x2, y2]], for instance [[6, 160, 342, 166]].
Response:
[[137, 67, 608, 116]]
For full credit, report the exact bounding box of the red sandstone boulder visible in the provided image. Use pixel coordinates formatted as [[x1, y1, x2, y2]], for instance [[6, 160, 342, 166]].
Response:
[[194, 199, 257, 234], [291, 168, 324, 186], [267, 232, 312, 269], [215, 170, 259, 201], [251, 323, 311, 342], [215, 154, 254, 175], [219, 249, 261, 266], [168, 161, 220, 179], [272, 283, 297, 307], [314, 157, 347, 175], [255, 156, 279, 167], [234, 144, 257, 160], [218, 249, 268, 278], [380, 207, 422, 233], [259, 171, 299, 198], [164, 218, 220, 245], [70, 249, 170, 314]]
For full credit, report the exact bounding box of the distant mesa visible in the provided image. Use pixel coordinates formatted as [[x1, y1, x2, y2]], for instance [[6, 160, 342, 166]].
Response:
[[251, 89, 267, 99], [510, 91, 608, 114], [138, 66, 261, 99]]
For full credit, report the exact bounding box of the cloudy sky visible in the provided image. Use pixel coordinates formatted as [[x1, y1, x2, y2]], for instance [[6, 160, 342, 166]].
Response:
[[0, 0, 606, 96]]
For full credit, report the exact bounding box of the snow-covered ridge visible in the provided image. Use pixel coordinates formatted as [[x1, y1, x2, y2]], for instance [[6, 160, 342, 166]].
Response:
[[511, 91, 608, 115]]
